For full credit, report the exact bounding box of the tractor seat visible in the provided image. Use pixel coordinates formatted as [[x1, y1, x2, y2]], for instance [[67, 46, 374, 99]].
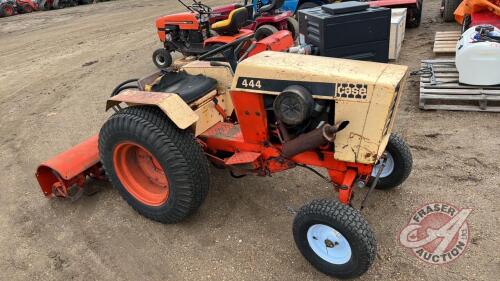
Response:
[[211, 7, 249, 36], [151, 72, 217, 104], [259, 0, 284, 14]]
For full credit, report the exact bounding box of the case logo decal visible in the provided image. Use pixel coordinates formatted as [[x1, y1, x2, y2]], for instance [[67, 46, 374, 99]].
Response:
[[335, 83, 368, 100]]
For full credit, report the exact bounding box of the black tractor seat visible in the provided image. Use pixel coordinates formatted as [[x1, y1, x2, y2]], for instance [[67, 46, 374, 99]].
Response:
[[151, 72, 217, 104], [259, 0, 284, 14]]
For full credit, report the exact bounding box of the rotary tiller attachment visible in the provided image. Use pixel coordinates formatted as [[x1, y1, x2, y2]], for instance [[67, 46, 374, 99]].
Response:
[[35, 135, 105, 200]]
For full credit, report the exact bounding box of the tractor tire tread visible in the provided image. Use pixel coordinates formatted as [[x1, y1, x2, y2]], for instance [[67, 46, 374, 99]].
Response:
[[99, 106, 209, 223], [255, 24, 279, 41], [443, 0, 461, 22], [293, 199, 376, 279], [286, 17, 299, 40], [376, 133, 413, 190]]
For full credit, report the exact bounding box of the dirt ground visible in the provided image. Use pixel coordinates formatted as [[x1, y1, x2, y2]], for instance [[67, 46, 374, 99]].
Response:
[[0, 0, 498, 280]]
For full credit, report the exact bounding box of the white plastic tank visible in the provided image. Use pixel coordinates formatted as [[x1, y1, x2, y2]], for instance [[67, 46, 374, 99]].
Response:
[[455, 25, 500, 86]]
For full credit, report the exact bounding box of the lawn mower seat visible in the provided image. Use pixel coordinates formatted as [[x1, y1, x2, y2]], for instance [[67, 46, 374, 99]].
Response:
[[151, 72, 217, 104], [259, 0, 284, 14], [211, 7, 249, 36]]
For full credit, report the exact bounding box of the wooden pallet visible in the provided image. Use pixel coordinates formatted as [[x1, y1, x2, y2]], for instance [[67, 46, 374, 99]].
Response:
[[433, 31, 461, 54], [419, 59, 500, 112]]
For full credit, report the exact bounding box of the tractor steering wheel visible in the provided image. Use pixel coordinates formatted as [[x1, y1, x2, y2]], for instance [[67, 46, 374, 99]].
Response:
[[190, 1, 212, 14], [198, 34, 255, 71]]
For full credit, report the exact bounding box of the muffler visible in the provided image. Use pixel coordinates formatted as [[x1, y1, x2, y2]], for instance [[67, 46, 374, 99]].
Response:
[[281, 121, 349, 158]]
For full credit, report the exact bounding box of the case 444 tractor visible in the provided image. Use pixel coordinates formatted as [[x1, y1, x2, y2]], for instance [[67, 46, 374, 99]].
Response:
[[36, 39, 412, 278], [153, 0, 298, 69]]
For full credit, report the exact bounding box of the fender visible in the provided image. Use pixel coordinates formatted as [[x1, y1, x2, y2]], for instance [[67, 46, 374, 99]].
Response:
[[106, 90, 199, 130], [204, 29, 253, 46]]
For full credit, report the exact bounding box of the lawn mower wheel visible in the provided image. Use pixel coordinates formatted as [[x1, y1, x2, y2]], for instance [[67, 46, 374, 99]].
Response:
[[286, 17, 299, 40], [152, 48, 173, 69], [0, 3, 14, 17], [255, 24, 279, 41]]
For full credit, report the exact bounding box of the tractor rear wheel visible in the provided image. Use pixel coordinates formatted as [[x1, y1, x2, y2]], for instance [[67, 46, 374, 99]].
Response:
[[0, 3, 15, 17], [255, 24, 279, 41], [371, 133, 413, 190], [21, 4, 33, 13], [99, 106, 210, 223], [442, 0, 461, 22], [298, 2, 319, 11], [152, 48, 172, 69], [286, 17, 299, 40], [293, 199, 376, 279], [407, 2, 423, 28]]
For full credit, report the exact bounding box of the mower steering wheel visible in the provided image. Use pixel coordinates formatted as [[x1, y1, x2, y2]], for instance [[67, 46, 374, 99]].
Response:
[[198, 34, 254, 71], [191, 1, 212, 14]]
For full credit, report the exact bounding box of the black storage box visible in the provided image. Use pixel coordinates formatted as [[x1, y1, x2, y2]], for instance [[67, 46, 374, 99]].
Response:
[[298, 2, 391, 63]]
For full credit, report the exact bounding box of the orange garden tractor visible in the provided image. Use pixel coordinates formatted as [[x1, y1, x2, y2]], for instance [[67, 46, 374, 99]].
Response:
[[36, 36, 412, 278], [152, 0, 298, 69]]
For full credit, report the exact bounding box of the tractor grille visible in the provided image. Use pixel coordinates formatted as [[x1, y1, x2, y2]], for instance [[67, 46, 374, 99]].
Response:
[[382, 84, 401, 136]]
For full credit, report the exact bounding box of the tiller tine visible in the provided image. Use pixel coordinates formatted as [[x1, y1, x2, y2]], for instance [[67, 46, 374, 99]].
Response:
[[35, 135, 105, 200]]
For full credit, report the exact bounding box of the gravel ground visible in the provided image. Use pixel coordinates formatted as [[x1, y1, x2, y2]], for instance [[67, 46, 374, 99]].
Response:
[[0, 0, 498, 280]]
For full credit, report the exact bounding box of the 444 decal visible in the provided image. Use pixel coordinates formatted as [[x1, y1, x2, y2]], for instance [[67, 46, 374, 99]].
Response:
[[235, 77, 335, 97], [239, 78, 262, 89]]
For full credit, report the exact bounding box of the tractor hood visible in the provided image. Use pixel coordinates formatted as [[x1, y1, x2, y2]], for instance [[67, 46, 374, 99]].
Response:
[[232, 51, 407, 99], [232, 51, 408, 164]]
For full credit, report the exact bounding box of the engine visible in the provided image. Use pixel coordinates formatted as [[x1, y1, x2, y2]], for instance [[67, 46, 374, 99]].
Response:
[[267, 85, 330, 139], [232, 51, 408, 165]]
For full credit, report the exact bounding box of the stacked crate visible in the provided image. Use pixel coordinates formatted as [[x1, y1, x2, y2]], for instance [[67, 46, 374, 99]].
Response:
[[389, 8, 407, 60]]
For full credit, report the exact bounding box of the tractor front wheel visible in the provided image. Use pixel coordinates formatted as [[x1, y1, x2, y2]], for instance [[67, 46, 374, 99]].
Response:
[[371, 133, 413, 190], [152, 48, 172, 69], [293, 199, 376, 279], [99, 106, 210, 223], [255, 24, 279, 41]]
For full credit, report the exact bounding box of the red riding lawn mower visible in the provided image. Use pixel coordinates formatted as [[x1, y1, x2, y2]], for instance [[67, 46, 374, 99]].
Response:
[[152, 0, 298, 69], [0, 0, 37, 16], [16, 0, 37, 13], [37, 0, 85, 10]]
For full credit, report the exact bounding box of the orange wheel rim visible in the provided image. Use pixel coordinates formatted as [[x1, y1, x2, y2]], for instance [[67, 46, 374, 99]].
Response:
[[113, 142, 169, 206]]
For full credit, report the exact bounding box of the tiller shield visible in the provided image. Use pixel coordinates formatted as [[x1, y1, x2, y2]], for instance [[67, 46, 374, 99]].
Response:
[[35, 135, 104, 199]]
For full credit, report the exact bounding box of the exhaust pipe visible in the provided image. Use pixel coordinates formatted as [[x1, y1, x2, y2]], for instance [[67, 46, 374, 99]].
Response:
[[281, 121, 349, 158]]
